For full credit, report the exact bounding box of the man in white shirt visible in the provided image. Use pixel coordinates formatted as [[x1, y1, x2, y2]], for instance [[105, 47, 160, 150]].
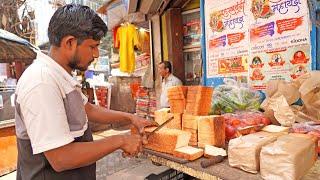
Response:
[[158, 61, 182, 108], [15, 4, 154, 180]]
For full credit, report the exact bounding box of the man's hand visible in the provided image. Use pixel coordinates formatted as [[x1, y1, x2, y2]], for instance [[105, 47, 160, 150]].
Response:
[[120, 134, 143, 157], [130, 115, 158, 134]]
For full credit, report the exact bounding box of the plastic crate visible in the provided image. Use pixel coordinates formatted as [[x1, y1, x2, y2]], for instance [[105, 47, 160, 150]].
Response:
[[145, 169, 186, 180]]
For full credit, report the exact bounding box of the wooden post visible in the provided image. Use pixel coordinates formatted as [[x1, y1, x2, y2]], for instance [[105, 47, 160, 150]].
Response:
[[164, 8, 184, 83], [151, 14, 163, 109]]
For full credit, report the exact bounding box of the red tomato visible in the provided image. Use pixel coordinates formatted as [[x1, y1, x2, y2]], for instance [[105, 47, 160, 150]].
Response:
[[226, 125, 236, 139], [231, 119, 241, 127], [261, 117, 271, 126], [243, 118, 257, 126], [254, 117, 263, 125]]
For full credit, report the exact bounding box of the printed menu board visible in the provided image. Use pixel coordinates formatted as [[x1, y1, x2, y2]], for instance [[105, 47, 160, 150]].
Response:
[[205, 0, 311, 89]]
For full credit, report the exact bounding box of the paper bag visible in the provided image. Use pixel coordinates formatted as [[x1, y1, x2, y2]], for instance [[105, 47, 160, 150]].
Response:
[[265, 80, 300, 105], [260, 133, 318, 180], [262, 95, 296, 126], [299, 72, 320, 121], [228, 132, 279, 173]]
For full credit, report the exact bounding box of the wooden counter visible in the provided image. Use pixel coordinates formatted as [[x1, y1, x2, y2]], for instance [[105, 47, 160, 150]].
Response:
[[0, 124, 17, 176], [147, 154, 320, 180], [0, 119, 15, 129]]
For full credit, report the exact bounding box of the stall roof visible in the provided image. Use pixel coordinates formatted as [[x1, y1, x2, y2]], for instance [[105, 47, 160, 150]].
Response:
[[97, 0, 147, 30], [0, 29, 37, 63]]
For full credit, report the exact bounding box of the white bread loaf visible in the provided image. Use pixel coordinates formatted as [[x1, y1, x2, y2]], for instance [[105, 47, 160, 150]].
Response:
[[144, 127, 191, 154]]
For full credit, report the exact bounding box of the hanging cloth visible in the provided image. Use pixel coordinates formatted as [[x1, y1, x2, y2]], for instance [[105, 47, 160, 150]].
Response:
[[116, 23, 139, 73], [113, 25, 120, 48], [137, 30, 151, 54]]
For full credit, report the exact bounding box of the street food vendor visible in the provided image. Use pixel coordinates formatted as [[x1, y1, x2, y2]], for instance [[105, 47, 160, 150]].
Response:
[[158, 61, 182, 108], [14, 4, 154, 180]]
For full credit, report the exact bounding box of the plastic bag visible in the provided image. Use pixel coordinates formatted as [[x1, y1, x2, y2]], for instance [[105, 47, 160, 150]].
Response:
[[223, 111, 271, 140], [210, 79, 261, 115], [291, 121, 320, 134], [291, 122, 320, 153]]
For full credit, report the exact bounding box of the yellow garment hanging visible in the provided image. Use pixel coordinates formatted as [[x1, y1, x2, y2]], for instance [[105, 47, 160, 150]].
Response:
[[116, 23, 139, 73]]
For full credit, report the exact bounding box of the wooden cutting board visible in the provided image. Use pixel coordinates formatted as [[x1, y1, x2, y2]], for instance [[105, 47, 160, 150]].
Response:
[[143, 148, 189, 164]]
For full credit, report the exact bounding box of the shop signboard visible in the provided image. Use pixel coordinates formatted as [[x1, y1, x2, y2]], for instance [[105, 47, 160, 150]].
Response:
[[248, 0, 311, 90], [205, 0, 250, 79], [204, 0, 311, 90]]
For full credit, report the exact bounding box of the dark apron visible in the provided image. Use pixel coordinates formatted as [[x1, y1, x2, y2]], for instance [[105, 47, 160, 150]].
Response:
[[16, 128, 96, 180]]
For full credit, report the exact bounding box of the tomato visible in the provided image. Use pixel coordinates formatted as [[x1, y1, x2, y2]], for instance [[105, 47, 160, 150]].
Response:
[[243, 118, 257, 126], [255, 118, 262, 125], [231, 119, 241, 127], [226, 125, 236, 140], [261, 117, 271, 126]]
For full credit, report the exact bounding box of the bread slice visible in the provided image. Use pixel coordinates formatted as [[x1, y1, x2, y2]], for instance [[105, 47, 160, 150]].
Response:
[[262, 125, 289, 134], [173, 146, 204, 161], [144, 127, 191, 154], [204, 145, 227, 158], [154, 108, 170, 125], [182, 127, 197, 146], [166, 113, 182, 129]]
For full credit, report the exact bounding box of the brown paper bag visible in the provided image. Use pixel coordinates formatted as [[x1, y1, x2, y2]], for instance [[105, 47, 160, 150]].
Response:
[[299, 72, 320, 121], [265, 80, 300, 105], [260, 133, 318, 180], [228, 132, 279, 173], [265, 80, 283, 98], [262, 95, 296, 127]]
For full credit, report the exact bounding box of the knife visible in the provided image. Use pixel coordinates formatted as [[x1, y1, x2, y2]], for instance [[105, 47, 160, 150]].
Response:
[[122, 116, 174, 158], [201, 155, 225, 168], [147, 116, 174, 138]]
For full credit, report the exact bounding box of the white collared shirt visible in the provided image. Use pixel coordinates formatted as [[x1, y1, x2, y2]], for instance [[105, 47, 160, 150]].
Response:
[[160, 74, 182, 108], [15, 51, 88, 154]]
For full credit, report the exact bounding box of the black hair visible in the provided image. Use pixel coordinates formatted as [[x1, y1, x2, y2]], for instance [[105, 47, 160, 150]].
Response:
[[160, 61, 172, 73], [48, 4, 108, 47]]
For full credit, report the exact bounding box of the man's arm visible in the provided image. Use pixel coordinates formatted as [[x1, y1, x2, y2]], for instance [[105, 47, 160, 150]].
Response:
[[44, 134, 142, 172], [85, 102, 133, 124], [85, 103, 158, 133]]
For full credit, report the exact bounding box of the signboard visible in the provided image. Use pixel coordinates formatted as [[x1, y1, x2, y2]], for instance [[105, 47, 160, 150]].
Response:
[[204, 0, 311, 89], [205, 0, 250, 78], [248, 0, 311, 89]]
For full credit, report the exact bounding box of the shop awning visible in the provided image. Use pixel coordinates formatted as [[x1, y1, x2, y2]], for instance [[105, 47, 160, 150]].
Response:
[[97, 0, 146, 30], [0, 29, 37, 63]]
